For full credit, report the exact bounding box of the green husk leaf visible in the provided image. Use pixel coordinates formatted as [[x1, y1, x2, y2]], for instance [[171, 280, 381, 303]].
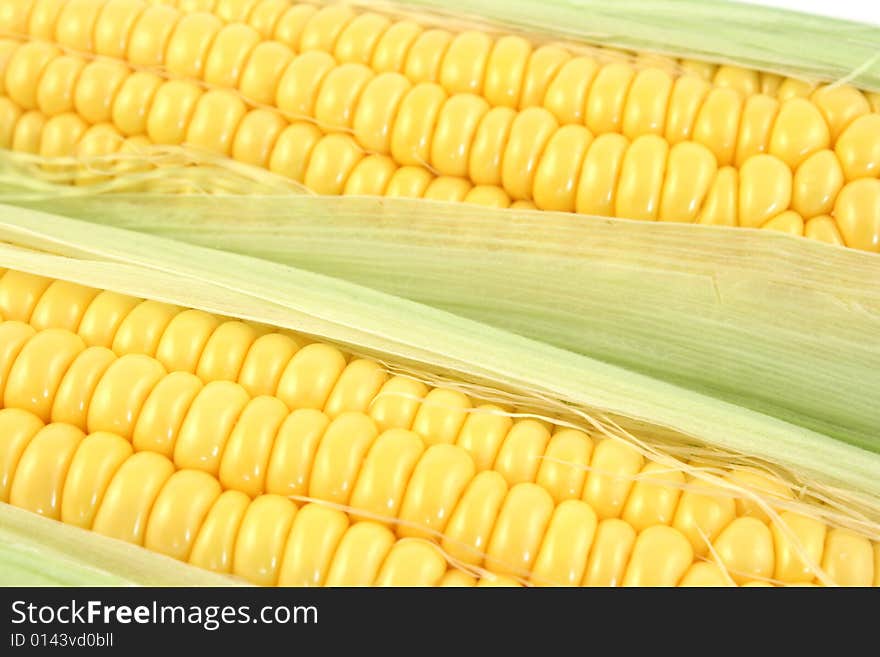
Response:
[[0, 504, 241, 586], [382, 0, 880, 90], [7, 191, 877, 455], [0, 202, 877, 508]]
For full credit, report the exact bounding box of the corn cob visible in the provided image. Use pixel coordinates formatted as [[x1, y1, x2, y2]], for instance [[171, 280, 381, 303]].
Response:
[[0, 268, 876, 586], [0, 2, 878, 250]]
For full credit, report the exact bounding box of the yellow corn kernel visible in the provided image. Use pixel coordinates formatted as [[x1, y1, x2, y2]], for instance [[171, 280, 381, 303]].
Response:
[[464, 107, 517, 185], [484, 35, 530, 108], [485, 482, 554, 578], [410, 388, 471, 446], [768, 97, 830, 169], [334, 12, 392, 65], [144, 469, 222, 561], [344, 154, 396, 196], [697, 166, 738, 226], [132, 371, 203, 457], [398, 444, 475, 538], [693, 87, 742, 166], [349, 428, 424, 523], [0, 97, 22, 149], [314, 62, 374, 131], [61, 431, 132, 529], [51, 347, 116, 429], [0, 408, 44, 503], [92, 451, 176, 545], [822, 529, 874, 587], [544, 56, 597, 125], [738, 154, 791, 228], [672, 481, 736, 556], [353, 72, 412, 155], [4, 328, 85, 422], [532, 124, 593, 212], [583, 439, 643, 519], [430, 93, 490, 178], [810, 84, 870, 141], [123, 7, 176, 67], [805, 215, 845, 246], [762, 210, 804, 237], [371, 20, 422, 74], [6, 41, 60, 110], [233, 493, 297, 586], [734, 94, 779, 166], [615, 134, 668, 221], [232, 109, 287, 168], [9, 423, 84, 519], [385, 165, 434, 198], [771, 512, 827, 584], [324, 521, 395, 586], [88, 354, 166, 439], [263, 119, 330, 184], [492, 419, 551, 486], [214, 0, 262, 24], [622, 525, 693, 586], [502, 106, 558, 201], [658, 141, 717, 222], [0, 0, 35, 35], [374, 538, 446, 587], [299, 4, 357, 54], [586, 63, 635, 135], [714, 517, 775, 584], [186, 90, 248, 156], [680, 562, 731, 587], [623, 67, 673, 139], [792, 149, 844, 218], [272, 4, 317, 50], [440, 470, 508, 566], [368, 376, 428, 433], [171, 380, 249, 475], [664, 75, 710, 145], [391, 82, 447, 167], [439, 570, 476, 587], [835, 114, 880, 181], [423, 175, 472, 201], [304, 133, 365, 195], [535, 429, 593, 503], [714, 65, 760, 96], [531, 500, 597, 586], [35, 55, 86, 118], [308, 412, 379, 506], [777, 78, 816, 101], [621, 461, 685, 531], [264, 408, 329, 498], [277, 504, 349, 586], [834, 178, 880, 253], [247, 0, 290, 39], [218, 395, 289, 497], [582, 518, 636, 586]]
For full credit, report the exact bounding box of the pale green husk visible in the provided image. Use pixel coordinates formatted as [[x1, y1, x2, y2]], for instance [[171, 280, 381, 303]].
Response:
[[5, 187, 878, 455]]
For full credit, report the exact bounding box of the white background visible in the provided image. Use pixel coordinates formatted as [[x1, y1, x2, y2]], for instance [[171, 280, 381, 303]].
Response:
[[743, 0, 880, 25]]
